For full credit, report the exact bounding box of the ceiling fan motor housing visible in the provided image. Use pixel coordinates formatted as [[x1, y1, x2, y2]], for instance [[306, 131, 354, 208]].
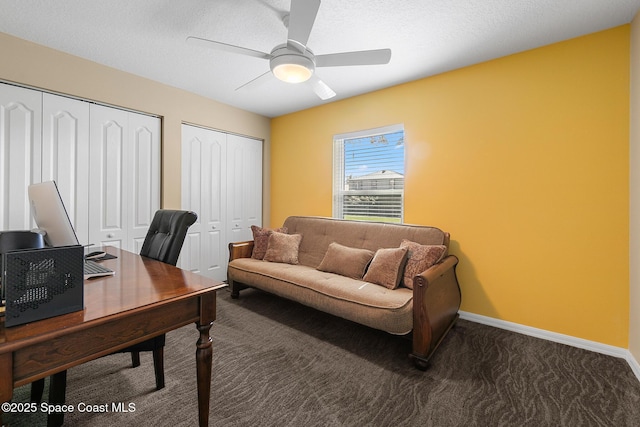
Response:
[[270, 44, 316, 83]]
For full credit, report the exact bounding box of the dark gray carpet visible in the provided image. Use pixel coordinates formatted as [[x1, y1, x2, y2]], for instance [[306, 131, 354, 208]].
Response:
[[6, 288, 640, 426]]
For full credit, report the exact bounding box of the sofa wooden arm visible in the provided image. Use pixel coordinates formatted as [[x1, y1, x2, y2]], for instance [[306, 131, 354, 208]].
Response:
[[228, 241, 254, 298], [228, 240, 254, 261], [410, 255, 461, 369]]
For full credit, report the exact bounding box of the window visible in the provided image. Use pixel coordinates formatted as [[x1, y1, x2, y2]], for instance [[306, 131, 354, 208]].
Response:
[[333, 124, 405, 223]]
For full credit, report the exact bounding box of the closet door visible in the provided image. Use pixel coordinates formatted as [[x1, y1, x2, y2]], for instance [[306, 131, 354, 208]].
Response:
[[181, 124, 227, 280], [0, 83, 160, 250], [0, 84, 42, 231], [41, 93, 90, 245], [127, 113, 160, 252], [89, 104, 129, 249], [88, 106, 160, 251], [227, 134, 262, 243]]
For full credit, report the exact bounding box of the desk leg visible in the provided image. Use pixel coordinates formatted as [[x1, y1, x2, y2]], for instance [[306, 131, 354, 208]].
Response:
[[196, 291, 216, 427]]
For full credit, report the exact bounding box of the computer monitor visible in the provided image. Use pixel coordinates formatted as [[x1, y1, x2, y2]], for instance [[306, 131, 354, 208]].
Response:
[[28, 181, 80, 247]]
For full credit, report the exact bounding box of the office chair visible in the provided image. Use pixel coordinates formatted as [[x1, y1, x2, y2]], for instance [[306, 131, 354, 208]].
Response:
[[0, 230, 45, 253], [117, 209, 197, 389]]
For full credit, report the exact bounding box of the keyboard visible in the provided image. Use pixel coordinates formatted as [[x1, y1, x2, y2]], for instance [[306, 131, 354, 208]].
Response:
[[84, 260, 115, 279]]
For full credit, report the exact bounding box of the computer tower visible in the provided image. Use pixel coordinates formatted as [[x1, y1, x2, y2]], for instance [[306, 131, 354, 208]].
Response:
[[2, 245, 84, 327]]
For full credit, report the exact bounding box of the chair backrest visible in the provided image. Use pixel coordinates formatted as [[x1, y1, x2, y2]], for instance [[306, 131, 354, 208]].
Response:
[[0, 230, 45, 253], [139, 210, 197, 266]]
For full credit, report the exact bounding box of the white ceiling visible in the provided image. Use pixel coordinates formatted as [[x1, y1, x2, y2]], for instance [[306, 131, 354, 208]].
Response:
[[1, 0, 639, 118]]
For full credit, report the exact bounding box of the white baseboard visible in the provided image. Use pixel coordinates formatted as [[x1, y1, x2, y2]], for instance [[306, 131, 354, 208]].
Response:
[[626, 350, 640, 382], [459, 310, 640, 383]]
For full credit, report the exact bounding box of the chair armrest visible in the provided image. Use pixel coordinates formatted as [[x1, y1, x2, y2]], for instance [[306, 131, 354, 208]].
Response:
[[228, 241, 254, 261], [410, 255, 461, 368]]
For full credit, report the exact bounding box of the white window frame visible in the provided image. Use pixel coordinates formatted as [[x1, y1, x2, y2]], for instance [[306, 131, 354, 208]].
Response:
[[333, 124, 405, 223]]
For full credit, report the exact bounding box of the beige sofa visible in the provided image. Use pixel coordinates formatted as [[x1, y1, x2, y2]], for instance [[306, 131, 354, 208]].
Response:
[[227, 216, 461, 369]]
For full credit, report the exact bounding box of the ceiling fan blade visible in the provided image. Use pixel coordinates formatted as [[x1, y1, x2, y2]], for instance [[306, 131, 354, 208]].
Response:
[[235, 70, 272, 92], [315, 48, 392, 67], [287, 0, 321, 53], [186, 36, 271, 60], [309, 75, 336, 100]]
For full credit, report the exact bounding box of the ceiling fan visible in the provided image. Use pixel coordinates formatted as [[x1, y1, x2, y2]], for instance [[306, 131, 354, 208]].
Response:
[[186, 0, 391, 100]]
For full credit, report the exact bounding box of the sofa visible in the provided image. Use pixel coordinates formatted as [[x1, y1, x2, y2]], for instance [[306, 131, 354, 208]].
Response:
[[227, 216, 461, 369]]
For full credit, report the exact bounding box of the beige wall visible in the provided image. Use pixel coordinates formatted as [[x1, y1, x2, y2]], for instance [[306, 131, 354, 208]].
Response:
[[630, 16, 640, 361], [0, 32, 271, 222]]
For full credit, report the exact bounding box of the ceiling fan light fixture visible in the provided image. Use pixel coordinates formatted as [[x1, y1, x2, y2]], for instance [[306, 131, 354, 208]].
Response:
[[188, 0, 391, 100], [271, 54, 314, 83]]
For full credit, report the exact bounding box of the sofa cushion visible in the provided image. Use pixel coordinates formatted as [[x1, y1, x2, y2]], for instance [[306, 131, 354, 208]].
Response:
[[228, 257, 414, 334], [317, 242, 374, 279], [264, 232, 302, 264], [282, 216, 448, 268], [251, 225, 287, 260], [400, 240, 447, 289], [363, 247, 409, 290]]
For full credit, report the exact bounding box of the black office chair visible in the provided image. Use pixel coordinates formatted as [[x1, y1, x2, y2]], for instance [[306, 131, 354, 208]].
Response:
[[0, 230, 45, 254], [117, 209, 198, 389]]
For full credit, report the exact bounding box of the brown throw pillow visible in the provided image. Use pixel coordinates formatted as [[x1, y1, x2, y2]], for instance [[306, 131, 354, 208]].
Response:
[[400, 240, 447, 289], [317, 242, 374, 279], [363, 247, 409, 290], [251, 225, 287, 260], [263, 232, 302, 264]]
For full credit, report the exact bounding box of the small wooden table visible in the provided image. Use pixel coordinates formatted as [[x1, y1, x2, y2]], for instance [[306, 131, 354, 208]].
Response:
[[0, 247, 225, 426]]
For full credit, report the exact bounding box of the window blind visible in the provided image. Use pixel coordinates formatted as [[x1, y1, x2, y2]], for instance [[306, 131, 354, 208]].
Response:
[[333, 125, 404, 223]]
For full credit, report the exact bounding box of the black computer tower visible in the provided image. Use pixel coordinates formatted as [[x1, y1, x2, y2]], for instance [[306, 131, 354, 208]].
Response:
[[2, 245, 84, 327]]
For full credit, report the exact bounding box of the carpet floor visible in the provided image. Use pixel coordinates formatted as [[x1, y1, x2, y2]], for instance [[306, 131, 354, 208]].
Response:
[[6, 288, 640, 426]]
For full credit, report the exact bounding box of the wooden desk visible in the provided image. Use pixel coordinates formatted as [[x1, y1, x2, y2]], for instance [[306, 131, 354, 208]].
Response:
[[0, 247, 225, 426]]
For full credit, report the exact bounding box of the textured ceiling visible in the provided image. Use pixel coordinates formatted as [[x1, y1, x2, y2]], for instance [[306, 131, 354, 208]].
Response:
[[0, 0, 639, 117]]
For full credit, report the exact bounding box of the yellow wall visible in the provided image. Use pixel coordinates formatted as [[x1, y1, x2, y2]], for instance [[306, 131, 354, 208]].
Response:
[[0, 32, 271, 214], [630, 16, 640, 360], [272, 26, 630, 347]]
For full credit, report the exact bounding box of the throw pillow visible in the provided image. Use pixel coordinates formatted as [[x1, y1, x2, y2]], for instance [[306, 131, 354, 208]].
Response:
[[263, 232, 302, 264], [363, 247, 409, 290], [317, 242, 374, 279], [400, 240, 447, 290], [251, 225, 287, 260]]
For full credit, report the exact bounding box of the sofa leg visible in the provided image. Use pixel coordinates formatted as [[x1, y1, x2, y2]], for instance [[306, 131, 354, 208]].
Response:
[[230, 281, 240, 299], [409, 354, 430, 371], [229, 280, 247, 299]]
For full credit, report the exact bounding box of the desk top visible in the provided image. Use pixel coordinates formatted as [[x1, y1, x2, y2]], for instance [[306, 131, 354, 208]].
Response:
[[0, 247, 226, 345]]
